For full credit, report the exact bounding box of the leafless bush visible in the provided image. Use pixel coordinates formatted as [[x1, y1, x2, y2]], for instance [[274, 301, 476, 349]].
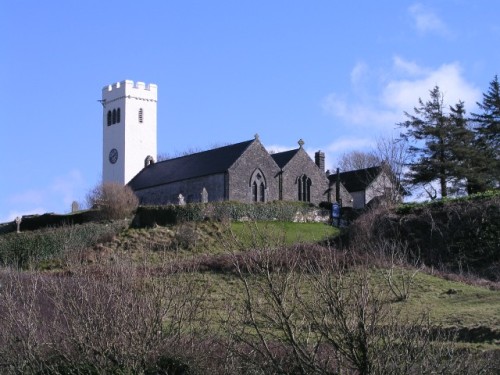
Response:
[[221, 243, 495, 374], [0, 261, 210, 374], [86, 181, 139, 220]]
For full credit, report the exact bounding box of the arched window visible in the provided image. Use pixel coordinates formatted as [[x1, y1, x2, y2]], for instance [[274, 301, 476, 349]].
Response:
[[107, 111, 112, 126], [138, 108, 143, 123], [144, 155, 155, 167], [112, 109, 117, 124], [250, 168, 267, 203], [116, 108, 121, 123], [298, 175, 312, 202]]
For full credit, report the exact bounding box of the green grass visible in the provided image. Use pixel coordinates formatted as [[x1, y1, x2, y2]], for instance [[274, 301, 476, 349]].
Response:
[[229, 221, 339, 247]]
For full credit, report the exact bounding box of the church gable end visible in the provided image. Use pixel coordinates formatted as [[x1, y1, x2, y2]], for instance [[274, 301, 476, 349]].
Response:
[[227, 138, 280, 202], [274, 146, 329, 204]]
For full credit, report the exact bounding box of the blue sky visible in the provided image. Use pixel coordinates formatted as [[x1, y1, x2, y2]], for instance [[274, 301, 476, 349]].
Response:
[[1, 1, 498, 222]]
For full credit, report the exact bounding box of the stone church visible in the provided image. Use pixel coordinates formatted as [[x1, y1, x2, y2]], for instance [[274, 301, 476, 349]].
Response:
[[101, 80, 356, 206]]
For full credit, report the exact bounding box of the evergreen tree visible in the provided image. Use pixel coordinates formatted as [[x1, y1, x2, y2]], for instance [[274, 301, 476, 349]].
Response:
[[398, 86, 469, 198], [470, 75, 500, 190], [447, 101, 476, 194]]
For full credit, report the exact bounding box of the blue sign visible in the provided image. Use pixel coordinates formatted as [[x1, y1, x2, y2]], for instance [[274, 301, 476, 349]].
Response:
[[332, 203, 340, 218]]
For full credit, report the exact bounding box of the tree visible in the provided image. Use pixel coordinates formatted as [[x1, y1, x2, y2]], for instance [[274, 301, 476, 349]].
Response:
[[338, 137, 410, 203], [470, 75, 500, 191], [398, 86, 470, 199], [338, 150, 379, 171], [86, 182, 139, 220]]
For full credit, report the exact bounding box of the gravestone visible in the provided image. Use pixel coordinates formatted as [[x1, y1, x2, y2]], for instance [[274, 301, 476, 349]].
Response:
[[15, 216, 22, 233], [201, 187, 208, 203], [71, 201, 80, 213], [178, 194, 186, 206]]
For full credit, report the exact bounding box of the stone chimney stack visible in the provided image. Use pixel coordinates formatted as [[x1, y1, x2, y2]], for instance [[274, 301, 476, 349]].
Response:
[[315, 151, 325, 172]]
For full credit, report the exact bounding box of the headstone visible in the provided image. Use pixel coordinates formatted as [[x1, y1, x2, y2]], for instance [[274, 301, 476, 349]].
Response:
[[71, 201, 80, 213], [178, 194, 186, 206], [201, 187, 208, 203], [15, 216, 22, 233]]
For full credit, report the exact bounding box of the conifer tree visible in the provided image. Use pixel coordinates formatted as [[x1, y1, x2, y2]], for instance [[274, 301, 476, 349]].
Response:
[[470, 75, 500, 190], [398, 86, 466, 198]]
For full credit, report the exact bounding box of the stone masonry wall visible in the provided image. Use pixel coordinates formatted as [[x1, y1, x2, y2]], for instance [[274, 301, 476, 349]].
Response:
[[228, 140, 281, 202], [134, 173, 226, 205], [280, 148, 329, 204]]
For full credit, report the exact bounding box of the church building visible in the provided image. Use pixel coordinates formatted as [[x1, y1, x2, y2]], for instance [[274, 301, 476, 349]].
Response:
[[101, 80, 353, 206]]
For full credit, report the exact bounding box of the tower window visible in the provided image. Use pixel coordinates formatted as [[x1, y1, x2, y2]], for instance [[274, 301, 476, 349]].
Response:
[[112, 109, 117, 124], [139, 108, 143, 123], [107, 111, 112, 126], [298, 175, 312, 202], [117, 108, 121, 123]]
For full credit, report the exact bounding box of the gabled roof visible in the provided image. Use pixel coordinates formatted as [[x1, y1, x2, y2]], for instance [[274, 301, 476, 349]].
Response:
[[271, 148, 300, 168], [129, 139, 254, 190], [329, 166, 383, 192]]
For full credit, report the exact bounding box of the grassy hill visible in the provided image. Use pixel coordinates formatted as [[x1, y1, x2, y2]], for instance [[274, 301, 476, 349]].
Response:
[[0, 199, 499, 374]]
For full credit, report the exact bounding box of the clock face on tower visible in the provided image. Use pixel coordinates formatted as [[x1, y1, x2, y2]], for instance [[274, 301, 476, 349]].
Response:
[[109, 148, 118, 164]]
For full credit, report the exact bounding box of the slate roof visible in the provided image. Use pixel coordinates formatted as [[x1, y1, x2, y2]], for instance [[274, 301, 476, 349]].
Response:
[[128, 139, 254, 190], [271, 148, 299, 168], [329, 166, 382, 192]]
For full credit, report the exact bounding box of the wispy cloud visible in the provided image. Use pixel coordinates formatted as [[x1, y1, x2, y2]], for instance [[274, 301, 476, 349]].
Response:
[[409, 3, 451, 37], [322, 57, 481, 131], [1, 169, 87, 224]]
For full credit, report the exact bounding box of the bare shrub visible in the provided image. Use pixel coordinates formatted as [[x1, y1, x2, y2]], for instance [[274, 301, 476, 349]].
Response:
[[0, 261, 210, 374], [86, 181, 138, 220], [221, 241, 495, 374]]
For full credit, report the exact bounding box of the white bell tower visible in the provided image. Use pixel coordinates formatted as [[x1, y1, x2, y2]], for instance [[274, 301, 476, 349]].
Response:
[[102, 80, 157, 185]]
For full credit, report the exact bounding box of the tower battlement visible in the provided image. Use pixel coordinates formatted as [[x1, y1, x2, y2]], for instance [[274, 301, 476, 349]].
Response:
[[103, 80, 157, 94], [102, 80, 157, 101]]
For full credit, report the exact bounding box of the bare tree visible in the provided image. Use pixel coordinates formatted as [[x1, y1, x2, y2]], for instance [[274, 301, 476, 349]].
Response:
[[339, 150, 380, 171], [86, 181, 139, 220], [221, 230, 494, 374]]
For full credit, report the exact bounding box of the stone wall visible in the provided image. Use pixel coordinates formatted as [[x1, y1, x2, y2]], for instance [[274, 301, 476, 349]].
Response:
[[134, 173, 226, 205], [280, 148, 329, 204], [228, 140, 281, 202]]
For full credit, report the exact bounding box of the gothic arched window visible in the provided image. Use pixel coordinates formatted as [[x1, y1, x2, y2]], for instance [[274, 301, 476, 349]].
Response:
[[144, 155, 155, 167], [116, 108, 121, 123], [112, 109, 117, 124], [107, 111, 112, 126], [250, 168, 267, 203], [298, 175, 312, 202]]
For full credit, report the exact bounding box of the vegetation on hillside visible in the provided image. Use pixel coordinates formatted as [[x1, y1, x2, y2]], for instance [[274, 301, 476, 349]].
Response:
[[0, 194, 499, 373]]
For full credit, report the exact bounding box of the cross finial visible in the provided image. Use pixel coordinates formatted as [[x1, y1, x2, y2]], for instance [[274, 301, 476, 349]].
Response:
[[254, 133, 260, 140], [298, 139, 304, 148]]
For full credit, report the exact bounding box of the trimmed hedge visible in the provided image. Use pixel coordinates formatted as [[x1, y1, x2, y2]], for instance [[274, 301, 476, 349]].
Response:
[[0, 210, 101, 234], [0, 221, 127, 269], [133, 201, 321, 227]]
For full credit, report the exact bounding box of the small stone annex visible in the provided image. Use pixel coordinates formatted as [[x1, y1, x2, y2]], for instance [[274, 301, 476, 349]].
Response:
[[101, 80, 391, 208]]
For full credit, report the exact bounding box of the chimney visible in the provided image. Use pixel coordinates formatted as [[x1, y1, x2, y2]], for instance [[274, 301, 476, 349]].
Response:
[[315, 151, 325, 172]]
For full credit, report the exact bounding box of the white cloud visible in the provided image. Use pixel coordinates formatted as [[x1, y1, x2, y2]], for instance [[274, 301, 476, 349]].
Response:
[[322, 58, 481, 130], [409, 3, 450, 37], [350, 61, 369, 86], [1, 169, 87, 223], [382, 60, 481, 111], [325, 138, 375, 154], [51, 169, 84, 207]]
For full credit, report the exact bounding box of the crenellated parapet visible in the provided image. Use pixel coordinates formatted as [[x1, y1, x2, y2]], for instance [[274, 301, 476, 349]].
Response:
[[103, 80, 157, 93], [102, 80, 157, 104]]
